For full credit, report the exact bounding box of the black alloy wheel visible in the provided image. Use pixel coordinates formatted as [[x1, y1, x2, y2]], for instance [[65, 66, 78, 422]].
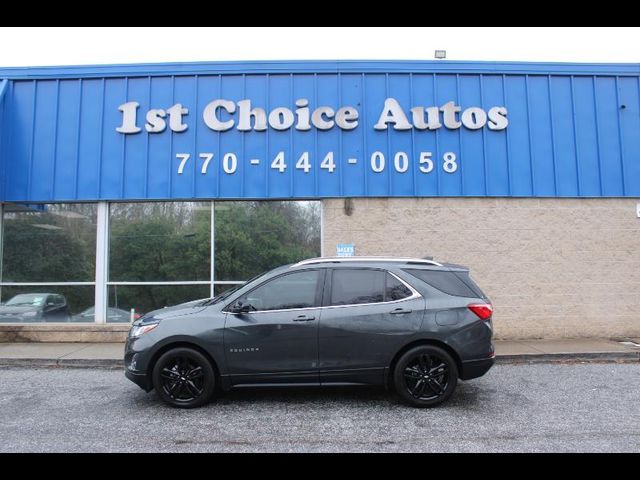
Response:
[[393, 345, 458, 407], [152, 347, 215, 408]]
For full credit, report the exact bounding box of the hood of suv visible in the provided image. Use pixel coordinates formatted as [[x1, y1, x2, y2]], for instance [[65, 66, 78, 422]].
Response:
[[139, 298, 209, 322]]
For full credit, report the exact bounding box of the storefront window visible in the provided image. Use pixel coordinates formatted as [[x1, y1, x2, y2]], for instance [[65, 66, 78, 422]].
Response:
[[0, 203, 97, 323], [0, 200, 321, 323], [214, 201, 321, 281], [108, 284, 210, 322], [109, 202, 211, 282], [1, 203, 96, 282]]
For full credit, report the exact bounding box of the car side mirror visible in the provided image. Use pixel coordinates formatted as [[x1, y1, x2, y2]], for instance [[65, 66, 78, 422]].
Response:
[[230, 301, 252, 314]]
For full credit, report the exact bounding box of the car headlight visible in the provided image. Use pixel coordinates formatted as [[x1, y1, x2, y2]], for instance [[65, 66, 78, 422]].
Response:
[[129, 322, 159, 338]]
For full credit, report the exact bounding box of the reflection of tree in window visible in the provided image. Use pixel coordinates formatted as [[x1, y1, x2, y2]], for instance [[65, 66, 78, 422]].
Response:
[[1, 204, 97, 283], [109, 202, 211, 283], [215, 201, 321, 281]]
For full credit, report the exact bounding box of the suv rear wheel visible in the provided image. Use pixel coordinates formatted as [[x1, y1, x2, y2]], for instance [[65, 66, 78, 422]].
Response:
[[393, 345, 458, 407], [152, 347, 216, 408]]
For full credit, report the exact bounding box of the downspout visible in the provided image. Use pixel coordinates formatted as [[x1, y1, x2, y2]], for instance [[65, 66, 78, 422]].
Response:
[[0, 79, 8, 201], [0, 79, 6, 299], [0, 79, 7, 203], [0, 79, 8, 103]]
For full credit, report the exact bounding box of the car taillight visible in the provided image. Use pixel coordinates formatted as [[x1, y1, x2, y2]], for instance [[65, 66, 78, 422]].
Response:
[[468, 303, 493, 321]]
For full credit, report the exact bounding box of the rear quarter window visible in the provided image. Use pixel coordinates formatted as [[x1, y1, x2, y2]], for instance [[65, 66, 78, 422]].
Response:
[[404, 269, 481, 298]]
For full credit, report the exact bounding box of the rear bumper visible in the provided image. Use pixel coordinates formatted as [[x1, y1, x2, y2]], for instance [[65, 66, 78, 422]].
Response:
[[125, 369, 153, 392], [459, 357, 494, 380]]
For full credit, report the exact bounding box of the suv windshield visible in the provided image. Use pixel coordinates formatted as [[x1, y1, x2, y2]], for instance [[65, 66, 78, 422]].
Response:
[[203, 270, 272, 306], [207, 284, 244, 305], [5, 294, 46, 307]]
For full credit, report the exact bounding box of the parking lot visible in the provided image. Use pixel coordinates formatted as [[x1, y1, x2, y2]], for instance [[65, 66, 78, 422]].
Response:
[[0, 363, 638, 452]]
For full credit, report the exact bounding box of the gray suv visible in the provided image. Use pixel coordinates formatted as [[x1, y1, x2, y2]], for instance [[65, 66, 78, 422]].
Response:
[[125, 257, 494, 408]]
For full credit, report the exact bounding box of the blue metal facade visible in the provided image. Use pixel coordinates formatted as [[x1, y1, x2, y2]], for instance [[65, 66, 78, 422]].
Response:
[[0, 60, 638, 202]]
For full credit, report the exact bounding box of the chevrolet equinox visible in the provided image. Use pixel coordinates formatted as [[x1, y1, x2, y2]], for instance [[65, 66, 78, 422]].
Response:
[[125, 257, 495, 408]]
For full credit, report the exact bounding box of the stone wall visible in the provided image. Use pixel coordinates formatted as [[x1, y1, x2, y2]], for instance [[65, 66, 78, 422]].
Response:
[[322, 198, 640, 339]]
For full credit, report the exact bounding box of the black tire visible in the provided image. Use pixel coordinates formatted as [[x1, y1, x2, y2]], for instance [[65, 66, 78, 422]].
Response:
[[152, 347, 216, 408], [393, 345, 458, 408]]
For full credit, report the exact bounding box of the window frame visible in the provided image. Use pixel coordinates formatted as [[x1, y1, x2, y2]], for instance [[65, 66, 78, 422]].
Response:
[[322, 267, 420, 308], [223, 268, 326, 314]]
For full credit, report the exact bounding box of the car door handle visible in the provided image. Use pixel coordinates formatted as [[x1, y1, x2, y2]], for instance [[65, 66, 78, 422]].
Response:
[[389, 308, 412, 315], [292, 315, 315, 322]]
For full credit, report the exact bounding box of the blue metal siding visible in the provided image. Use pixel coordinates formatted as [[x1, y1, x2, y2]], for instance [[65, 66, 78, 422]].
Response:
[[619, 77, 640, 196], [503, 76, 531, 196], [76, 79, 103, 200], [54, 79, 80, 200], [0, 60, 638, 202]]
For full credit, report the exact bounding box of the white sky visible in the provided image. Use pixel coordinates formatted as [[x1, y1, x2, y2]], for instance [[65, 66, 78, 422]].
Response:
[[0, 27, 638, 67]]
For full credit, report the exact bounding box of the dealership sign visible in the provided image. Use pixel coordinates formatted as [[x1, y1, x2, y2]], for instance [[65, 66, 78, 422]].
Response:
[[1, 61, 638, 202], [115, 98, 508, 182], [116, 98, 508, 134]]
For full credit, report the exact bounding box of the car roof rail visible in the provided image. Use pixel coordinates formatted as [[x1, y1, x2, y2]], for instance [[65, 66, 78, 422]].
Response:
[[291, 256, 443, 268]]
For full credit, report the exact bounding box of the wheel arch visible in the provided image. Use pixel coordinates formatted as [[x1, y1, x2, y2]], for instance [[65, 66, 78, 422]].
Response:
[[386, 338, 463, 389]]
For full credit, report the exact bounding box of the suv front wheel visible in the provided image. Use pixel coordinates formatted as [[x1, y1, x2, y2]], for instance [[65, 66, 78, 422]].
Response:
[[393, 345, 458, 407], [152, 347, 216, 408]]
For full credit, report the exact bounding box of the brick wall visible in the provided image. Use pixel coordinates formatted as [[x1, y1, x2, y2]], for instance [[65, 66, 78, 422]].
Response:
[[322, 198, 640, 339]]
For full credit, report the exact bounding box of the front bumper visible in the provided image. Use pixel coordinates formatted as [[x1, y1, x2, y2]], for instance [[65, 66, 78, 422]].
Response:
[[124, 335, 154, 392], [459, 356, 494, 380], [125, 369, 153, 392]]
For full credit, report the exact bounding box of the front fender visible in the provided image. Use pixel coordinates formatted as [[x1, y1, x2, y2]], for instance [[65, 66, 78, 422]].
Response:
[[127, 309, 227, 377]]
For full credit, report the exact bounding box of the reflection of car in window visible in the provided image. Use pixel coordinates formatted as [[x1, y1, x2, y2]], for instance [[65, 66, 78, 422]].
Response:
[[72, 307, 142, 323], [0, 293, 71, 322]]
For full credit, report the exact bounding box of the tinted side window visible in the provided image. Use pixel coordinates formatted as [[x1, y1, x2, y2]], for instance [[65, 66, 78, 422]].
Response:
[[386, 273, 412, 301], [453, 271, 486, 298], [404, 269, 478, 297], [330, 269, 384, 306], [239, 270, 320, 311]]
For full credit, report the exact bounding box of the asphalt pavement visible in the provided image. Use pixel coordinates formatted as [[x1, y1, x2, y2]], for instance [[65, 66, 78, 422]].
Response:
[[0, 363, 638, 452]]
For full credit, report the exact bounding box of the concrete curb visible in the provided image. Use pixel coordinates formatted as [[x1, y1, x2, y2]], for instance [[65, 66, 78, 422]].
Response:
[[495, 351, 640, 364], [0, 351, 638, 369], [0, 358, 124, 369]]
